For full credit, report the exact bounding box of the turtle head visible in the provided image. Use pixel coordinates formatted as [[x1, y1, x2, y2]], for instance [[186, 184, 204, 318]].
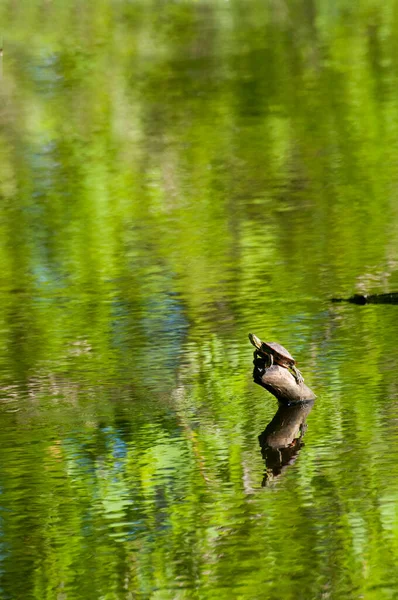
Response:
[[248, 333, 263, 350]]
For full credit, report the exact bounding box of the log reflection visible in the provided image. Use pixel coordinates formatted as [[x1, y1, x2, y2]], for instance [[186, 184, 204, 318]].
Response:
[[259, 400, 314, 486]]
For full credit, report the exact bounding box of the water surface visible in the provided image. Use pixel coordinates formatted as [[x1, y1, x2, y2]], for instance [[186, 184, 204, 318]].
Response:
[[1, 1, 398, 598]]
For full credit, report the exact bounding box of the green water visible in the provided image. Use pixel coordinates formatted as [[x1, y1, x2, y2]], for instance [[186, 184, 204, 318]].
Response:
[[1, 1, 398, 598]]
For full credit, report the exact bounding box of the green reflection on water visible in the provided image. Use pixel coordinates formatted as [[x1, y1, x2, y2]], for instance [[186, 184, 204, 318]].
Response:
[[1, 0, 398, 598]]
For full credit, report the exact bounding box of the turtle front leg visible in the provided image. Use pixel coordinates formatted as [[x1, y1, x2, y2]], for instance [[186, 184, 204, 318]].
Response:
[[291, 365, 304, 385]]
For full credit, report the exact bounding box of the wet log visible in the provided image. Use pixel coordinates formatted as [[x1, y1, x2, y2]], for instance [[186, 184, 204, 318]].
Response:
[[253, 361, 316, 404]]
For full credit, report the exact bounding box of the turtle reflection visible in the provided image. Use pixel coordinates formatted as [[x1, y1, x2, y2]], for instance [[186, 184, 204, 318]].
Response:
[[259, 400, 314, 486]]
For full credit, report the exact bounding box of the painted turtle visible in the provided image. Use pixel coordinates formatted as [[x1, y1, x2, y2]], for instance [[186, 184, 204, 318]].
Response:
[[249, 333, 304, 384]]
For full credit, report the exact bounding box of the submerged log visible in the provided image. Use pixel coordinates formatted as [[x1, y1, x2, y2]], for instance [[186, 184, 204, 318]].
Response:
[[253, 358, 316, 404], [331, 292, 398, 305]]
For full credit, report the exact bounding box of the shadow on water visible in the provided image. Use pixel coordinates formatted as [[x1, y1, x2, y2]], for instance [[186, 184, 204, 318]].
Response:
[[258, 400, 314, 487]]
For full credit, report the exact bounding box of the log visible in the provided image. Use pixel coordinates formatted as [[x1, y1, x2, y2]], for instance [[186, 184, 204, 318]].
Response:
[[331, 292, 398, 305], [252, 357, 316, 404]]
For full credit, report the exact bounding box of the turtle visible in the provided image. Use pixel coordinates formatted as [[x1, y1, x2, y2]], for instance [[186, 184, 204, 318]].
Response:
[[248, 333, 304, 384]]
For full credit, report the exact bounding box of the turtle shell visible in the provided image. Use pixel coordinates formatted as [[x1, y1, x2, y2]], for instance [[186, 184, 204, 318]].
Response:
[[248, 334, 295, 365], [261, 342, 295, 363]]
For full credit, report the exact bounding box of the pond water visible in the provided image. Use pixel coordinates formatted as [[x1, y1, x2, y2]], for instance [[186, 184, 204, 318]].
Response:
[[1, 1, 398, 599]]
